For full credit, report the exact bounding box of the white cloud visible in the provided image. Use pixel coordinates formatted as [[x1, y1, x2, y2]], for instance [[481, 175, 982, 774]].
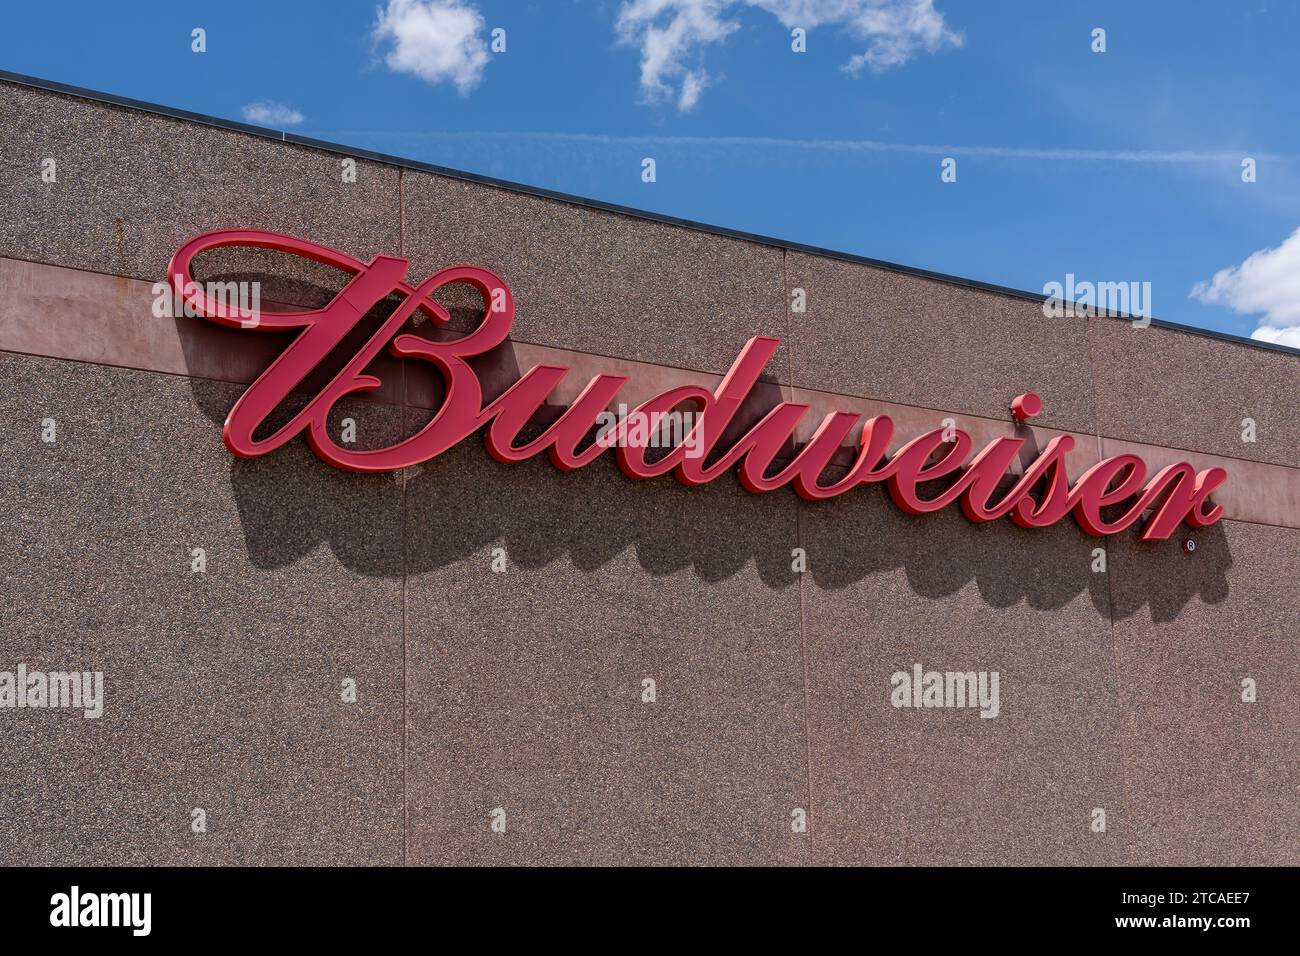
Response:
[[1190, 228, 1300, 347], [751, 0, 962, 73], [240, 101, 305, 127], [678, 70, 710, 111], [1252, 324, 1300, 347], [616, 0, 739, 109], [616, 0, 962, 110], [372, 0, 490, 94]]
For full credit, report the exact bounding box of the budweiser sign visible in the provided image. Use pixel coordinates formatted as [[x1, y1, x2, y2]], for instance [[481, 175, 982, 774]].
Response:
[[169, 230, 1227, 541]]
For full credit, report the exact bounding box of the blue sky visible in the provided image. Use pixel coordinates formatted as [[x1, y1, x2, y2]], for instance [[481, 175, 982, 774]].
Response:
[[4, 0, 1299, 345]]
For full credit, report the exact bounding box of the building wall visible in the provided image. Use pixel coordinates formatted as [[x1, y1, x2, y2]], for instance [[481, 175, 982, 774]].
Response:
[[1, 77, 1296, 865]]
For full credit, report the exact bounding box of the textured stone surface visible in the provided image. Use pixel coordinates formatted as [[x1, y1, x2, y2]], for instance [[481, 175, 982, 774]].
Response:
[[401, 442, 809, 865], [0, 80, 401, 285], [0, 353, 405, 865], [783, 252, 1098, 433], [797, 496, 1129, 865], [401, 171, 790, 376], [1, 77, 1297, 867], [1089, 317, 1300, 469], [1106, 520, 1300, 865]]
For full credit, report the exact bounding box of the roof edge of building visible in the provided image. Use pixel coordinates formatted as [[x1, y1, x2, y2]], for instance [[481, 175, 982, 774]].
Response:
[[4, 68, 1297, 360]]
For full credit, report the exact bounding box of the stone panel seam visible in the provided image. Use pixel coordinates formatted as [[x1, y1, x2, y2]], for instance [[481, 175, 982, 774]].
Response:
[[784, 245, 816, 865], [5, 256, 1298, 470], [399, 166, 410, 867], [4, 337, 1292, 475], [1106, 542, 1140, 867], [1087, 314, 1137, 866], [5, 347, 1297, 533]]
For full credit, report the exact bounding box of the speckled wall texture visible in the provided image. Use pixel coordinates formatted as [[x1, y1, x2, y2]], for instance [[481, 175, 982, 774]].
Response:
[[0, 78, 1296, 865]]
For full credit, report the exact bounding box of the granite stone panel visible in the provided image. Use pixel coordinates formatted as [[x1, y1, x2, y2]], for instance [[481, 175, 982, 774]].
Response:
[[783, 251, 1097, 433], [1089, 317, 1300, 469], [798, 493, 1129, 865], [1105, 520, 1300, 865], [0, 353, 405, 864], [400, 442, 810, 865], [401, 171, 791, 377], [0, 80, 401, 288]]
